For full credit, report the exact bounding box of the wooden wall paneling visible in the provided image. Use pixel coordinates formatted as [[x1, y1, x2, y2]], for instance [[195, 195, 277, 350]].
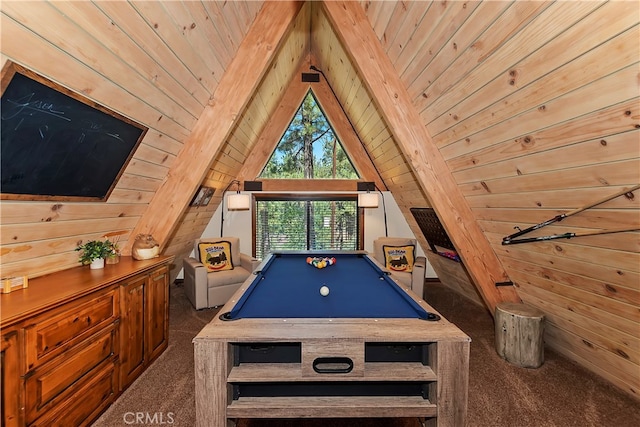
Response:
[[519, 283, 640, 353], [448, 102, 639, 173], [205, 2, 245, 52], [106, 189, 155, 206], [543, 324, 639, 398], [361, 120, 392, 155], [415, 0, 556, 116], [352, 101, 380, 142], [1, 216, 139, 247], [513, 271, 640, 331], [430, 5, 639, 139], [127, 1, 304, 253], [0, 253, 82, 281], [417, 1, 596, 121], [132, 144, 175, 170], [1, 1, 195, 132], [494, 244, 639, 292], [94, 1, 210, 105], [439, 28, 638, 155], [499, 255, 640, 309], [520, 288, 640, 360], [199, 2, 239, 59], [123, 158, 169, 182], [426, 253, 485, 307], [366, 1, 397, 41], [390, 1, 455, 81], [495, 237, 640, 279], [467, 186, 640, 210], [117, 173, 164, 196], [0, 7, 189, 141], [140, 130, 184, 158], [517, 288, 640, 396], [460, 160, 638, 197], [0, 202, 145, 225], [453, 132, 637, 184], [182, 1, 231, 67], [400, 0, 480, 93], [129, 1, 218, 93], [407, 0, 513, 107], [50, 1, 204, 117], [160, 1, 227, 87], [382, 1, 429, 65], [323, 1, 520, 313]]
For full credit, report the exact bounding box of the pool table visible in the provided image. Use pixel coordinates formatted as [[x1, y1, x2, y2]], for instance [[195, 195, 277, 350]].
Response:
[[193, 251, 470, 427]]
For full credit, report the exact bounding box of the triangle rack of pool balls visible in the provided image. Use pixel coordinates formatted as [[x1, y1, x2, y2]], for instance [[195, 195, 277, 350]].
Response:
[[306, 256, 336, 269]]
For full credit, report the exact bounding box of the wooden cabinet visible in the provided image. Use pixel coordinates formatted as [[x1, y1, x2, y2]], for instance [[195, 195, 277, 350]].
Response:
[[120, 274, 147, 388], [119, 265, 169, 389], [1, 328, 21, 427], [0, 256, 172, 427], [146, 267, 169, 363]]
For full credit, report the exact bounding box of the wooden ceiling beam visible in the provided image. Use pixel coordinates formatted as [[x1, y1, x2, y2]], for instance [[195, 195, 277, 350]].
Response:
[[125, 1, 304, 253], [322, 0, 520, 313]]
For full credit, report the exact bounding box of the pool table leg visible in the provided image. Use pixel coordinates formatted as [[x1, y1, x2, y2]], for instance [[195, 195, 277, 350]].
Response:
[[433, 340, 470, 426], [194, 340, 230, 427]]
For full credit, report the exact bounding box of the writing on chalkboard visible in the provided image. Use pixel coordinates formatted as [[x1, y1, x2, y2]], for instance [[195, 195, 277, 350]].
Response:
[[0, 61, 147, 201]]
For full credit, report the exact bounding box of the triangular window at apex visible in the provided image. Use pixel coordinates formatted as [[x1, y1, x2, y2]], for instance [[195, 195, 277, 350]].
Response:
[[259, 90, 359, 180]]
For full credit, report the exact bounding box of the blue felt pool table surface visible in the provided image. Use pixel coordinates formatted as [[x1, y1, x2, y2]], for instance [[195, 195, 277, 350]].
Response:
[[224, 251, 436, 320]]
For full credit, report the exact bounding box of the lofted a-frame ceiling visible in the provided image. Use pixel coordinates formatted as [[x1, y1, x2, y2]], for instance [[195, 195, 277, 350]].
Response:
[[1, 1, 638, 400]]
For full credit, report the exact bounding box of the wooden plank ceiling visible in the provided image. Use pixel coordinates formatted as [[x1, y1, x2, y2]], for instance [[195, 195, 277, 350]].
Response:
[[1, 1, 638, 400]]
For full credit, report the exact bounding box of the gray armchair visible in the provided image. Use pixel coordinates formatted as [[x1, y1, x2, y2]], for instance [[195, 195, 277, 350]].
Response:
[[372, 237, 426, 299], [183, 237, 259, 309]]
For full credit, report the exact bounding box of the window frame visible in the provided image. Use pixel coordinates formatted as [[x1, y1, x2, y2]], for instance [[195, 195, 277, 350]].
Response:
[[252, 193, 365, 258]]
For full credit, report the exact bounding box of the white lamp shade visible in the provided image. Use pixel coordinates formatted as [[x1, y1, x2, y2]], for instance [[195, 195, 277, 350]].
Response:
[[227, 193, 251, 210], [358, 192, 379, 208]]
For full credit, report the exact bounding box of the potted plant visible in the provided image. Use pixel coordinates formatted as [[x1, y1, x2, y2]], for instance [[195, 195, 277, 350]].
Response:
[[76, 239, 114, 269]]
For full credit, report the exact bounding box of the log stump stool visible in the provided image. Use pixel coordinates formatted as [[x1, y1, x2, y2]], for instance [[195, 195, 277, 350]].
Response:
[[495, 302, 545, 368]]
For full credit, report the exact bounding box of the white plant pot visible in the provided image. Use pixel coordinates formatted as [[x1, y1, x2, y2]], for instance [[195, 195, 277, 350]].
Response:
[[90, 258, 105, 270]]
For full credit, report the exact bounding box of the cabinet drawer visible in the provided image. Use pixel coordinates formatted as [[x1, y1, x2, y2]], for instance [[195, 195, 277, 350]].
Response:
[[29, 360, 117, 427], [25, 324, 118, 424], [24, 288, 118, 370]]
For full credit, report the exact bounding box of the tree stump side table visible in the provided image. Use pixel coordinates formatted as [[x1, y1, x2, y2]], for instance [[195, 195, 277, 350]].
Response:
[[495, 302, 545, 368]]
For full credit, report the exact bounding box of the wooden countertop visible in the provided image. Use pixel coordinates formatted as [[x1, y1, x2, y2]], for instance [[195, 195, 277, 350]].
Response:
[[1, 256, 173, 327]]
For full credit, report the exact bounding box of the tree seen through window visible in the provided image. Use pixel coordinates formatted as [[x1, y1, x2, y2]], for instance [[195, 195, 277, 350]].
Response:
[[260, 90, 358, 179]]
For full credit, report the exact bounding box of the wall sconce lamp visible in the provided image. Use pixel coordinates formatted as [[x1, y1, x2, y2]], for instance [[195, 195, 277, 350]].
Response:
[[357, 181, 378, 208], [357, 181, 387, 237], [220, 180, 250, 236], [358, 192, 379, 208]]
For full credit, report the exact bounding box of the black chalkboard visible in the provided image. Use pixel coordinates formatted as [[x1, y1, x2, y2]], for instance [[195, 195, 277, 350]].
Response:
[[1, 61, 147, 201]]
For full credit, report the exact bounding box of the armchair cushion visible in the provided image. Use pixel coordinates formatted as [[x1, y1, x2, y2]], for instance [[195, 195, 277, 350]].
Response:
[[382, 244, 415, 273], [198, 240, 234, 272], [372, 237, 426, 299], [184, 237, 258, 309]]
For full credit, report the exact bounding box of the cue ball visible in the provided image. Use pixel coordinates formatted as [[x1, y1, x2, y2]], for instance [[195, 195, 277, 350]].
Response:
[[320, 285, 330, 296]]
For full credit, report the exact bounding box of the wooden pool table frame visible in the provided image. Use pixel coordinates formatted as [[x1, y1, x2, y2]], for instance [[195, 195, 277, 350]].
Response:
[[193, 254, 470, 427]]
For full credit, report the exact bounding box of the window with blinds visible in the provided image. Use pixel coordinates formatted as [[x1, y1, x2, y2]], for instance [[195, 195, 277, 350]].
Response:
[[255, 197, 360, 260]]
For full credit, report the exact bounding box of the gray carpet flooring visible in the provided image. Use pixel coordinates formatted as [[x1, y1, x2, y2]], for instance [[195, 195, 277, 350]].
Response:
[[92, 281, 640, 427]]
